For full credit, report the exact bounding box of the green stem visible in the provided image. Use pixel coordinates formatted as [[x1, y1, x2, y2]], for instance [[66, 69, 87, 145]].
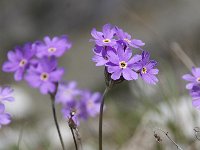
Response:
[[50, 94, 65, 150], [99, 87, 110, 150]]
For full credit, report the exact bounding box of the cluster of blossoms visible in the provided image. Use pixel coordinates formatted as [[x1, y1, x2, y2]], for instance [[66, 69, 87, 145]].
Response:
[[2, 35, 71, 94], [183, 67, 200, 109], [55, 81, 102, 126], [0, 86, 14, 128], [90, 24, 159, 84]]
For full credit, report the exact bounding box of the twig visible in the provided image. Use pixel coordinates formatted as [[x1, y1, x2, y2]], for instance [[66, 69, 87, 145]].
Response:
[[154, 128, 183, 150], [193, 127, 200, 140]]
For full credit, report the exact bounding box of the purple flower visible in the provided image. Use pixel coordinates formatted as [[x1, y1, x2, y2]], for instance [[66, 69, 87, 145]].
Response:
[[35, 35, 72, 58], [138, 51, 159, 85], [2, 43, 36, 81], [91, 24, 116, 47], [106, 45, 142, 80], [115, 27, 145, 49], [92, 46, 115, 66], [56, 81, 81, 104], [25, 57, 64, 94], [0, 104, 11, 128], [0, 86, 14, 102], [82, 91, 101, 117], [190, 85, 200, 109], [182, 67, 200, 89]]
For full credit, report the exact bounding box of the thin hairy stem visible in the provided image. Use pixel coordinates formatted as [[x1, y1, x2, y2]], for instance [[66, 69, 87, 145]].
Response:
[[75, 128, 83, 150], [50, 93, 65, 150], [154, 128, 183, 150], [70, 127, 78, 150], [99, 86, 110, 150]]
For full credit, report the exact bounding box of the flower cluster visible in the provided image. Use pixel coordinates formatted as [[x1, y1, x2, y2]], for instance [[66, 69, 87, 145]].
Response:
[[0, 86, 14, 128], [91, 24, 159, 84], [183, 67, 200, 109], [2, 35, 71, 94], [55, 81, 102, 126]]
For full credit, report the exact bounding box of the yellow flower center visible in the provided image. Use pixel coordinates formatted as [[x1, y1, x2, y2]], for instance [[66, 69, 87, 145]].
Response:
[[119, 61, 127, 69], [197, 77, 200, 82], [124, 38, 131, 43], [103, 39, 111, 43], [48, 47, 57, 53], [19, 59, 27, 67], [142, 67, 147, 74], [40, 72, 49, 81]]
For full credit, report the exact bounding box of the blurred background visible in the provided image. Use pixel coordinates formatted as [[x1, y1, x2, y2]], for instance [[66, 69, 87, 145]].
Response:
[[0, 0, 200, 149]]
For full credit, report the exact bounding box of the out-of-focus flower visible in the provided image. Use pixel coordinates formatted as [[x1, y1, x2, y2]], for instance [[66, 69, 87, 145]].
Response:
[[35, 35, 72, 58], [137, 51, 159, 85], [2, 43, 35, 81], [82, 91, 101, 117], [106, 45, 141, 80], [0, 104, 11, 128], [57, 81, 102, 126], [25, 57, 64, 94], [182, 67, 200, 89], [91, 24, 116, 47], [0, 86, 14, 102], [190, 85, 200, 109], [55, 81, 81, 104]]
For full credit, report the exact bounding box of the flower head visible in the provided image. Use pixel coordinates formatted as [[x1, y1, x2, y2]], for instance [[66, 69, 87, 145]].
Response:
[[59, 80, 102, 126], [91, 24, 116, 47], [35, 35, 72, 58], [0, 104, 11, 128], [2, 43, 36, 81], [137, 51, 159, 85], [25, 57, 64, 94], [91, 24, 159, 85], [106, 45, 141, 80], [182, 67, 200, 89]]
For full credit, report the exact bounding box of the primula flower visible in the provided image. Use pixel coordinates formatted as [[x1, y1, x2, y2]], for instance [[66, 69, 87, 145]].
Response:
[[0, 86, 14, 102], [115, 27, 145, 49], [2, 43, 35, 81], [91, 24, 116, 47], [0, 104, 11, 128], [106, 45, 141, 80], [182, 67, 200, 89], [35, 35, 72, 58], [138, 51, 159, 85], [25, 57, 64, 94], [56, 81, 81, 104], [92, 46, 115, 66], [82, 91, 101, 117]]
